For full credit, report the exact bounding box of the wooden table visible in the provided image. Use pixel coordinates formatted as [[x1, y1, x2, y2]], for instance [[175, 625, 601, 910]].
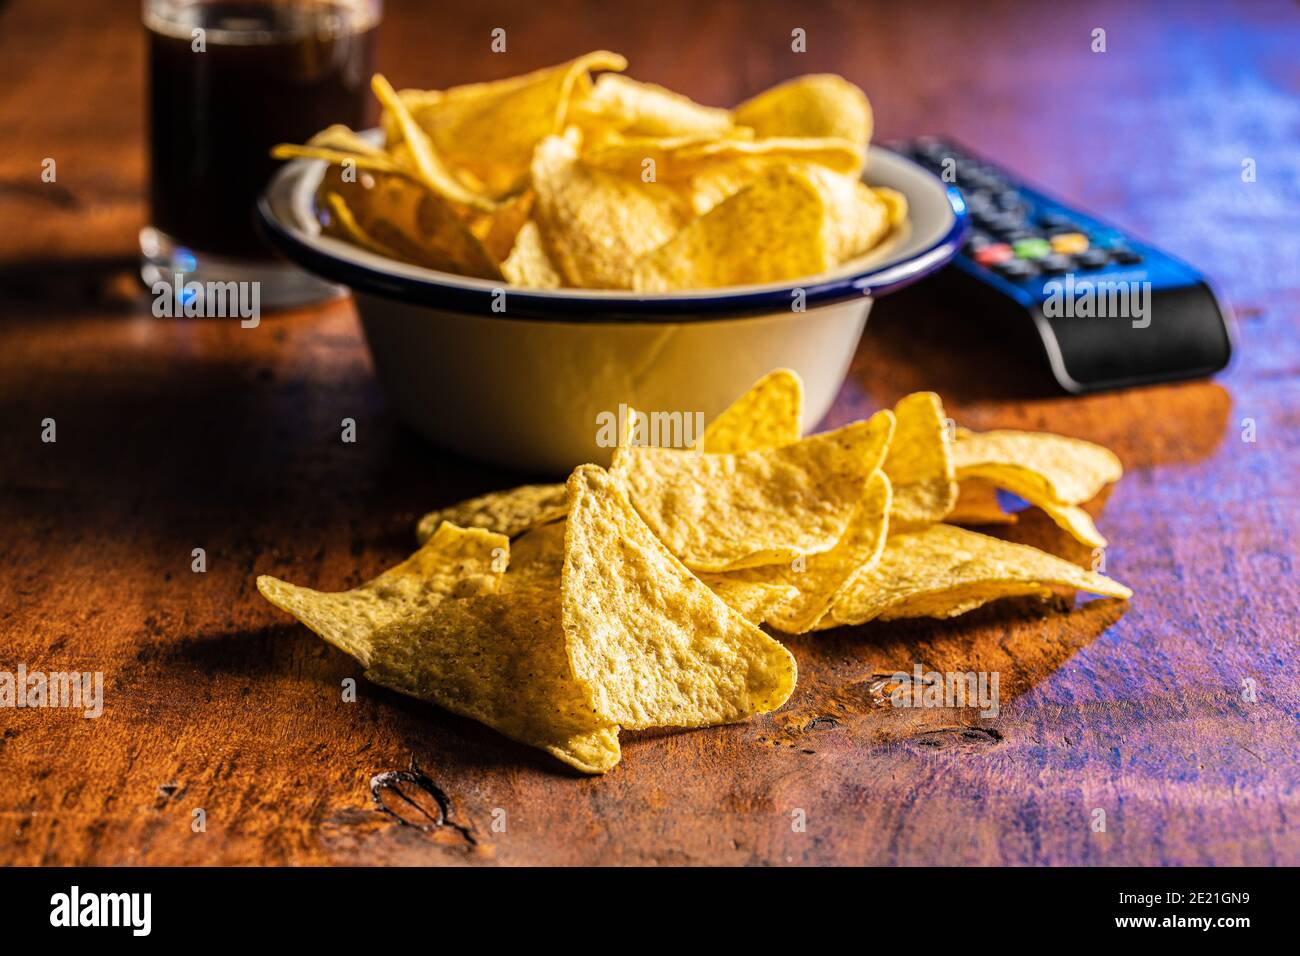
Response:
[[2, 0, 1296, 866]]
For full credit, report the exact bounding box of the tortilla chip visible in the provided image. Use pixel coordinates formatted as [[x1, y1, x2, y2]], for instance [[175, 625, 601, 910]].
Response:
[[613, 412, 894, 572], [259, 523, 620, 774], [257, 522, 505, 660], [502, 220, 564, 288], [874, 186, 909, 228], [702, 368, 804, 454], [947, 477, 1018, 525], [818, 524, 1131, 628], [317, 166, 502, 278], [398, 51, 628, 197], [561, 465, 796, 729], [813, 169, 892, 262], [632, 164, 835, 291], [733, 74, 873, 149], [952, 428, 1123, 505], [372, 74, 497, 212], [271, 142, 404, 177], [468, 189, 535, 263], [531, 133, 685, 288], [883, 391, 957, 528], [581, 133, 863, 181], [572, 73, 733, 137], [321, 191, 404, 262], [416, 483, 568, 544], [702, 469, 892, 633], [702, 577, 802, 624]]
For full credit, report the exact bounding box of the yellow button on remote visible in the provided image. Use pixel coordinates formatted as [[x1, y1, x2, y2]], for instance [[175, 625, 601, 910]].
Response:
[[1050, 232, 1089, 255]]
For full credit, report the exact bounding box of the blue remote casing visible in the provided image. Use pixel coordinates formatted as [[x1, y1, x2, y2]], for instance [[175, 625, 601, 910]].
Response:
[[887, 137, 1234, 393]]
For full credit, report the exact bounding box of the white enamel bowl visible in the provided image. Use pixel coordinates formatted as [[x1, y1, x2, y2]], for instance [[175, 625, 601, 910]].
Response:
[[258, 146, 966, 474]]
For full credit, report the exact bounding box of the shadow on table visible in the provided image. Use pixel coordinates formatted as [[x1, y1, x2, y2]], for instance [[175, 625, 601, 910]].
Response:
[[769, 593, 1130, 748]]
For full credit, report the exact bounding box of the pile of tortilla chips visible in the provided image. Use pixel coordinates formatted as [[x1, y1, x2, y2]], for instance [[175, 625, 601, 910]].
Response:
[[272, 53, 905, 291], [258, 369, 1131, 774]]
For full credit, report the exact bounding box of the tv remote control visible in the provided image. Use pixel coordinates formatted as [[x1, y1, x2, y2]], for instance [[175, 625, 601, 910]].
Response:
[[886, 136, 1234, 393]]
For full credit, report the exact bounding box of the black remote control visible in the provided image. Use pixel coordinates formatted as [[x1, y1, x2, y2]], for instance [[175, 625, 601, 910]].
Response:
[[887, 136, 1234, 393]]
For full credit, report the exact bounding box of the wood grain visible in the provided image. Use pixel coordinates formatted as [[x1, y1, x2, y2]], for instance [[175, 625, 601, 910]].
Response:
[[1, 0, 1297, 866]]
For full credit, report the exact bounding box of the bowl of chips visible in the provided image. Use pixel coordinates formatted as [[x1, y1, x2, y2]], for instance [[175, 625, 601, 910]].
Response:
[[259, 53, 966, 473]]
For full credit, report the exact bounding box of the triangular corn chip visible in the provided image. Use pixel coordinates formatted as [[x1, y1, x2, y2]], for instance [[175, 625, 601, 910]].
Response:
[[372, 74, 498, 212], [733, 74, 873, 149], [417, 483, 568, 544], [613, 412, 894, 572], [259, 523, 620, 774], [316, 166, 502, 279], [501, 220, 564, 289], [400, 51, 628, 197], [947, 477, 1018, 525], [883, 391, 957, 528], [702, 368, 804, 454], [952, 428, 1123, 505], [561, 465, 796, 729], [702, 468, 893, 633], [632, 164, 836, 291], [571, 73, 733, 137], [531, 133, 685, 288], [819, 524, 1131, 629]]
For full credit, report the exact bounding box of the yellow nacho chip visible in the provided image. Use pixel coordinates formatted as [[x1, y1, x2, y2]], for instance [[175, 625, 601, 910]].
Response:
[[259, 523, 620, 774], [416, 483, 568, 544], [819, 524, 1131, 628], [883, 391, 957, 528], [614, 412, 894, 572], [977, 469, 1108, 548], [271, 142, 405, 177], [581, 133, 863, 181], [257, 522, 505, 661], [874, 186, 909, 228], [317, 166, 502, 279], [702, 368, 805, 454], [952, 428, 1123, 505], [562, 465, 796, 729], [733, 74, 873, 148], [501, 220, 564, 289], [372, 74, 497, 212], [632, 164, 835, 291], [702, 468, 893, 633], [398, 51, 628, 197], [531, 133, 685, 288], [702, 577, 802, 624], [321, 191, 404, 262], [571, 73, 733, 137], [813, 169, 892, 262], [947, 477, 1018, 525]]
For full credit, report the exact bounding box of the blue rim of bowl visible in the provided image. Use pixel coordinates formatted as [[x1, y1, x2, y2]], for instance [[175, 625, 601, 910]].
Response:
[[256, 158, 968, 324]]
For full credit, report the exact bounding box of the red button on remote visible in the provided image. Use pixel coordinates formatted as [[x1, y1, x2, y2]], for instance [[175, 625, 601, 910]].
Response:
[[974, 243, 1013, 266]]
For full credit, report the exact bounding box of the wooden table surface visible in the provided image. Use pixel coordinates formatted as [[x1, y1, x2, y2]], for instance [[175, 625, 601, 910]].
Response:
[[2, 0, 1297, 866]]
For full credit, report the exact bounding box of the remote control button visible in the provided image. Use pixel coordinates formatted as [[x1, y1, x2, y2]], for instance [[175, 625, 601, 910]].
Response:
[[993, 259, 1038, 280], [964, 233, 994, 253], [1110, 247, 1143, 264], [1039, 212, 1077, 230], [995, 190, 1023, 211], [986, 213, 1030, 236], [1075, 248, 1110, 270], [973, 243, 1014, 266], [1049, 232, 1089, 255], [1012, 237, 1051, 259], [1037, 254, 1074, 274]]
